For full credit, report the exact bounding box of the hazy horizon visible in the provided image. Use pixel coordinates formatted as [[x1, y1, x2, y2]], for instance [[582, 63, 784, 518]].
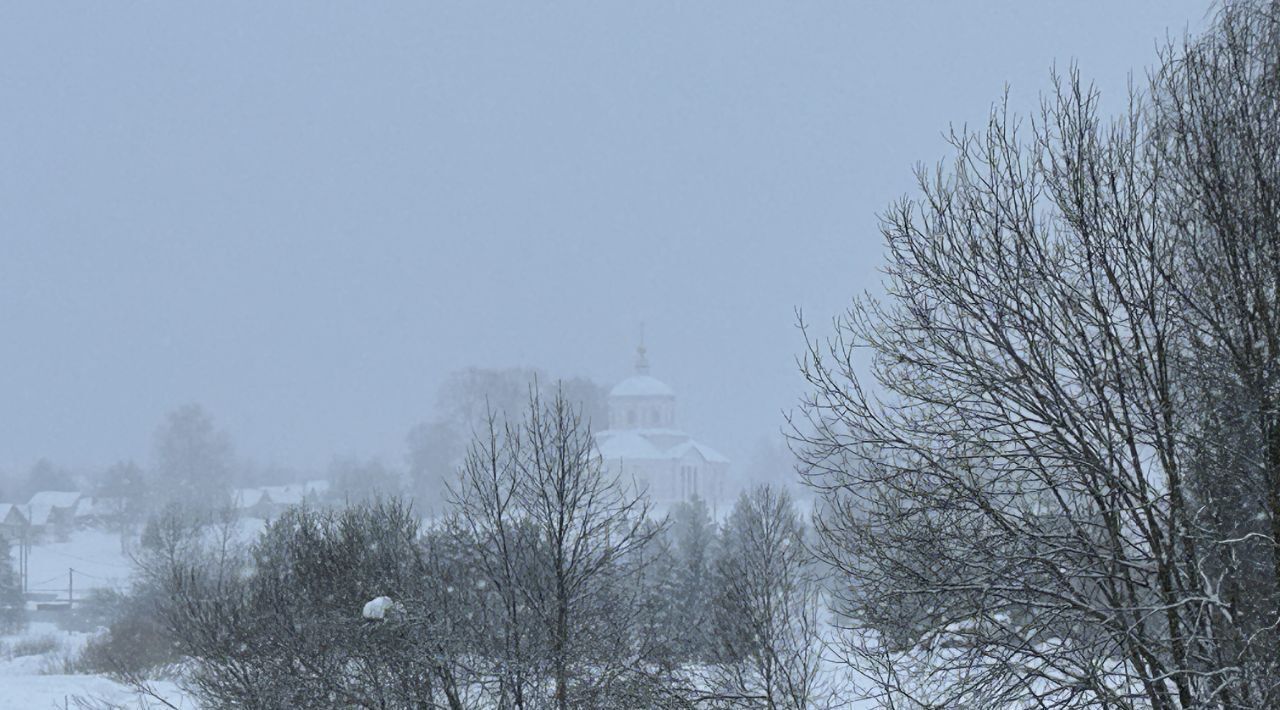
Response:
[[1, 2, 1210, 477]]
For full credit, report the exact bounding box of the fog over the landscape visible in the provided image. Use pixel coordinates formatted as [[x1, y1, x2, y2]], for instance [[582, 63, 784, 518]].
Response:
[[14, 3, 1280, 708], [1, 1, 1207, 474]]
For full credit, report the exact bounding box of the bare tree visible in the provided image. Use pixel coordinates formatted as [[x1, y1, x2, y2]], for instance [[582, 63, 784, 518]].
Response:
[[329, 455, 403, 503], [95, 460, 147, 552], [517, 388, 655, 708], [449, 386, 659, 709], [792, 3, 1280, 706], [1150, 2, 1280, 698], [112, 389, 669, 709], [410, 367, 607, 513], [151, 404, 234, 510], [448, 410, 540, 708]]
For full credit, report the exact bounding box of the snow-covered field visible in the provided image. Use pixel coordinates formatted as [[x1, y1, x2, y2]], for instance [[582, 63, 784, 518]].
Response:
[[0, 675, 189, 710], [1, 521, 284, 708], [3, 528, 216, 708], [0, 623, 192, 709], [25, 520, 266, 602], [0, 672, 191, 709], [24, 530, 133, 600]]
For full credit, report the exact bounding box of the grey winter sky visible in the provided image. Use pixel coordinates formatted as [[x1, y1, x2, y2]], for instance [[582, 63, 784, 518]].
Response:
[[1, 2, 1210, 475]]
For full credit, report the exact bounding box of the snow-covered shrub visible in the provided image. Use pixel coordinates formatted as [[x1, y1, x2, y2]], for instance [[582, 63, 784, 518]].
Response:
[[360, 595, 397, 620], [157, 499, 461, 708], [10, 634, 58, 659], [73, 587, 179, 677]]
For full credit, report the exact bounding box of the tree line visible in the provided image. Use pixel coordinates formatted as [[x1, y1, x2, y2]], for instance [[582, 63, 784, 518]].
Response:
[[0, 368, 608, 540], [83, 390, 833, 709]]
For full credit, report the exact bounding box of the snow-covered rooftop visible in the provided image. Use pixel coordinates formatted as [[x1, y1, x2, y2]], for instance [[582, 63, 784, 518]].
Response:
[[234, 480, 329, 511], [26, 491, 81, 509], [24, 491, 82, 525], [0, 503, 28, 525], [232, 488, 268, 509], [597, 431, 666, 460], [669, 440, 729, 464], [262, 480, 329, 507], [595, 429, 728, 464], [609, 375, 675, 398]]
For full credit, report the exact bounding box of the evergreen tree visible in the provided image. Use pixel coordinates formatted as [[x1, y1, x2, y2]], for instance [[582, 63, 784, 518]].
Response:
[[0, 536, 26, 634], [669, 494, 717, 660]]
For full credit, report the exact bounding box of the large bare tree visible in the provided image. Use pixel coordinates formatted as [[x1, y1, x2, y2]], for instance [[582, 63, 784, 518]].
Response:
[[448, 386, 658, 709], [793, 2, 1280, 706]]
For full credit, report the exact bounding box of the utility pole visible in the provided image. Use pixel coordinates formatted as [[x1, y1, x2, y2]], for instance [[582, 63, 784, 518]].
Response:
[[67, 567, 73, 609]]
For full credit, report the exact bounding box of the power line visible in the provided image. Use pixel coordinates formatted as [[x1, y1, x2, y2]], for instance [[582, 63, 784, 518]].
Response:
[[35, 547, 133, 568], [67, 567, 122, 582], [26, 573, 64, 588]]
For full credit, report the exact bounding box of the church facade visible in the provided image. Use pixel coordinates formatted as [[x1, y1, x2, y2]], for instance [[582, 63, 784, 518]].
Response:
[[594, 345, 729, 507]]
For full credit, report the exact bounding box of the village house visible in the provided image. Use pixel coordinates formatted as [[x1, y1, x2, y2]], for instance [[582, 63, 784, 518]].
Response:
[[0, 503, 29, 544], [24, 491, 82, 542], [233, 480, 330, 519]]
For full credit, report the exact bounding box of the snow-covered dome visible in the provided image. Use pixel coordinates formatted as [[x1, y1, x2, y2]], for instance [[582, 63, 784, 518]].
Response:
[[607, 343, 678, 429], [594, 339, 731, 505], [609, 375, 674, 398]]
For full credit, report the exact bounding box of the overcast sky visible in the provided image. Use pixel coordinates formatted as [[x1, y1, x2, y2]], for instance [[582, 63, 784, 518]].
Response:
[[1, 2, 1211, 476]]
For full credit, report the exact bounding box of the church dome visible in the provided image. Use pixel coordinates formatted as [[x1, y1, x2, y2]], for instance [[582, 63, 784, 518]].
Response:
[[607, 341, 677, 429], [595, 337, 730, 505], [609, 375, 674, 398]]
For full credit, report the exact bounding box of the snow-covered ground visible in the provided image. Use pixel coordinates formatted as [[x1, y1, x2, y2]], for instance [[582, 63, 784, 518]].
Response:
[[0, 623, 193, 708], [5, 522, 878, 709], [23, 530, 134, 601], [0, 675, 189, 710], [24, 519, 269, 601], [2, 529, 208, 708], [1, 520, 283, 708]]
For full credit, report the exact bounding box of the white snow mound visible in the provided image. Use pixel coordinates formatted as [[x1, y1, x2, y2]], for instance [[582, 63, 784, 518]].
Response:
[[362, 596, 395, 620]]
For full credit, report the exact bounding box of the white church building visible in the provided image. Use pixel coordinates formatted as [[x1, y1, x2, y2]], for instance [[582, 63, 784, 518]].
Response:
[[595, 345, 729, 506]]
